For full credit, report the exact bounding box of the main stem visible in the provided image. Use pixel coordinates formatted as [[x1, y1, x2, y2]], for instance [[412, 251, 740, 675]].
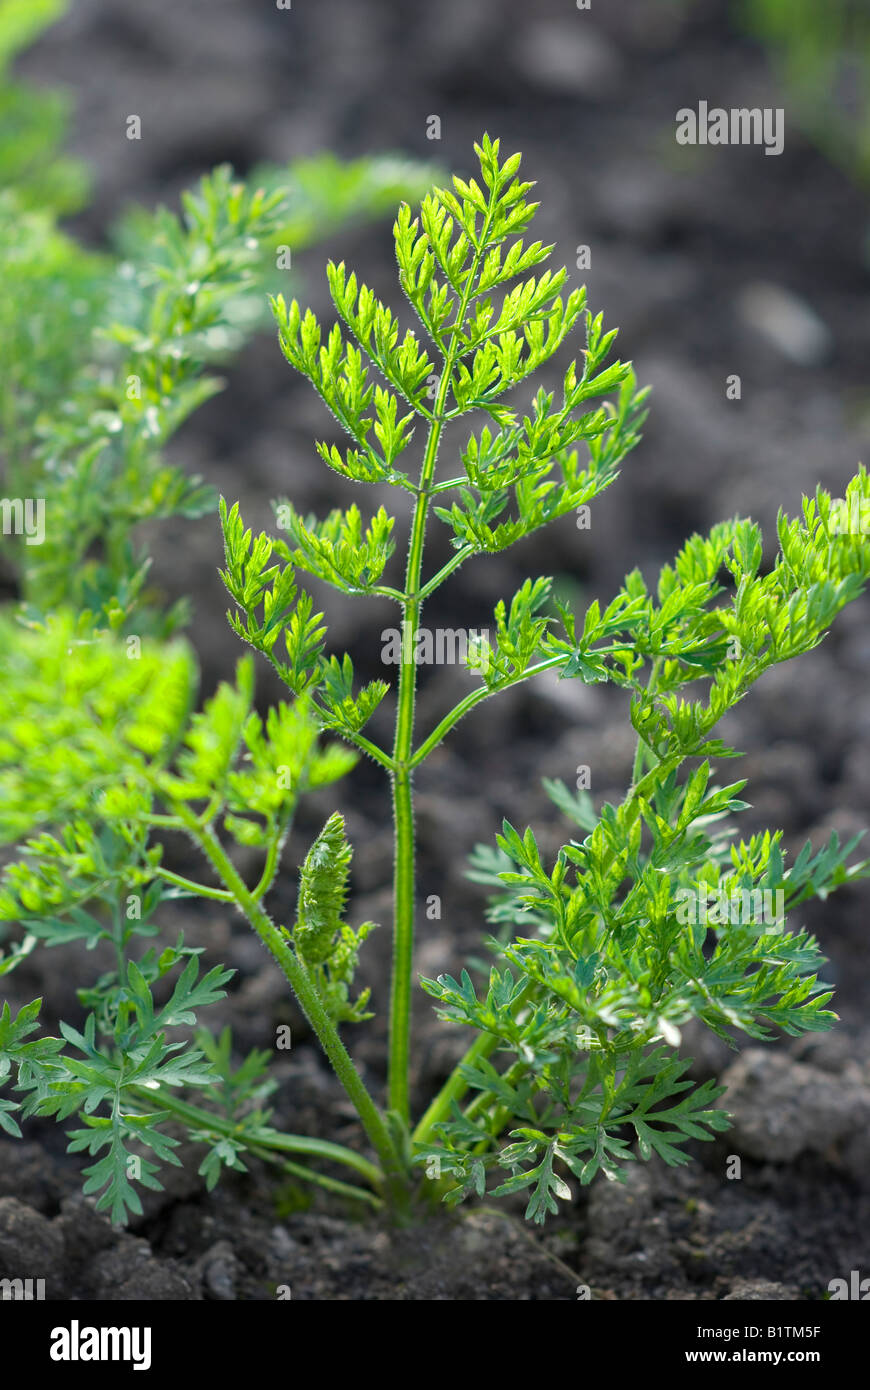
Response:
[[388, 395, 445, 1119], [388, 231, 491, 1120]]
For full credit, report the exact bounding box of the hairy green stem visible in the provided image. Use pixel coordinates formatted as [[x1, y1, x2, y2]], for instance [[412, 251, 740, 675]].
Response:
[[250, 806, 295, 902], [368, 584, 406, 602], [156, 867, 235, 902], [466, 1057, 529, 1139], [410, 657, 565, 768], [342, 729, 395, 772], [411, 641, 640, 770], [250, 1146, 382, 1209], [127, 1083, 382, 1200], [388, 415, 441, 1119], [416, 545, 475, 601], [630, 654, 662, 788], [412, 1029, 500, 1145], [415, 976, 536, 1147]]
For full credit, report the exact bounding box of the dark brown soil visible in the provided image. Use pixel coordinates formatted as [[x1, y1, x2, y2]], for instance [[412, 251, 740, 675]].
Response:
[[2, 0, 869, 1299]]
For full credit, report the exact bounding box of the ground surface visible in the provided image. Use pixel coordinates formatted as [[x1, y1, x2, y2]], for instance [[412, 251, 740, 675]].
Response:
[[2, 0, 869, 1299]]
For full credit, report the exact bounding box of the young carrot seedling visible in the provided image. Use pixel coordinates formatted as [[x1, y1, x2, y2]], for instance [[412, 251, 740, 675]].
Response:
[[2, 135, 868, 1226]]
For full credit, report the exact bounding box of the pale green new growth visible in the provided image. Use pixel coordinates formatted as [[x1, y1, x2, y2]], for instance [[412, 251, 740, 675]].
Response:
[[292, 812, 376, 1024]]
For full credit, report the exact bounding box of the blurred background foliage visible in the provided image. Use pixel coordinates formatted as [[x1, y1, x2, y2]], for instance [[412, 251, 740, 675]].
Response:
[[738, 0, 870, 187], [0, 0, 436, 634]]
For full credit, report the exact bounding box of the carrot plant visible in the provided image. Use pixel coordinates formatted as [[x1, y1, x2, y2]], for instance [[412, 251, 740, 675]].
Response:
[[2, 135, 869, 1226]]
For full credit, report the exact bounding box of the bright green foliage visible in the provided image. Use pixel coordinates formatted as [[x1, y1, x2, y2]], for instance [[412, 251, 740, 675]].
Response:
[[219, 135, 645, 770], [0, 611, 194, 838], [317, 656, 390, 741], [540, 465, 870, 762], [0, 613, 364, 1220], [414, 468, 870, 1220], [433, 347, 645, 555], [2, 135, 868, 1230], [219, 496, 328, 693], [219, 497, 391, 733], [275, 501, 397, 595], [327, 258, 434, 416], [0, 614, 355, 842], [477, 576, 554, 687], [261, 134, 644, 528], [272, 294, 419, 488]]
